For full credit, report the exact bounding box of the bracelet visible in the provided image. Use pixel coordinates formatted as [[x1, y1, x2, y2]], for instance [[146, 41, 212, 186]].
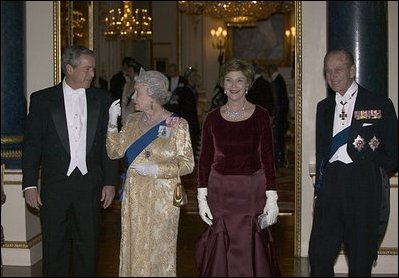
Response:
[[108, 123, 117, 130]]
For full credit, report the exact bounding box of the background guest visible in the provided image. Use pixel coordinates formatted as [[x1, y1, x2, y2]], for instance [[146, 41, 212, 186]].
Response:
[[267, 64, 290, 168], [166, 63, 186, 93], [164, 67, 201, 158], [110, 57, 142, 129]]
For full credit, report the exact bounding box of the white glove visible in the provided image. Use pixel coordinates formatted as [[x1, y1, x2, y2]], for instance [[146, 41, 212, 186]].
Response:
[[108, 99, 121, 129], [263, 190, 279, 226], [197, 188, 213, 226], [132, 164, 159, 177]]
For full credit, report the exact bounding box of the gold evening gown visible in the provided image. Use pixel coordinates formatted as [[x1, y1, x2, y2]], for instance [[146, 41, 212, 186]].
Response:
[[106, 112, 194, 277]]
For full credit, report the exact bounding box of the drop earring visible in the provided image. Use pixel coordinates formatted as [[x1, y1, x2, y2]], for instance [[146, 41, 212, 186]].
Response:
[[245, 88, 248, 94]]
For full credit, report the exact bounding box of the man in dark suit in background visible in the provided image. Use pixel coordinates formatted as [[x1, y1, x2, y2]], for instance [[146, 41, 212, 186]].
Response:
[[110, 56, 138, 102], [164, 67, 201, 158], [309, 49, 398, 277], [247, 63, 275, 116], [22, 45, 119, 277], [268, 64, 290, 168], [110, 57, 142, 129], [166, 63, 186, 93]]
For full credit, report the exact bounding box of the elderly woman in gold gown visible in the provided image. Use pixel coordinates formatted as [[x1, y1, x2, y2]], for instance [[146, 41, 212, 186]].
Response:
[[106, 69, 195, 277]]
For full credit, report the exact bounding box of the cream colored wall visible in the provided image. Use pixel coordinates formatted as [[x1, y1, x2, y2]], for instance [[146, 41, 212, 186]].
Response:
[[25, 1, 54, 106], [300, 0, 327, 257]]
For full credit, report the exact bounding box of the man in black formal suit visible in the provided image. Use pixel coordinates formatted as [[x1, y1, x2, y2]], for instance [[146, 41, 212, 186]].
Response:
[[166, 63, 186, 93], [164, 67, 201, 157], [22, 45, 119, 277], [267, 64, 290, 168], [110, 57, 142, 129], [309, 49, 398, 277], [110, 56, 138, 102], [247, 63, 275, 116]]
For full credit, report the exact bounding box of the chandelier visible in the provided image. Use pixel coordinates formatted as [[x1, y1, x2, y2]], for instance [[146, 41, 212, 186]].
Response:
[[178, 1, 294, 27], [103, 1, 152, 40]]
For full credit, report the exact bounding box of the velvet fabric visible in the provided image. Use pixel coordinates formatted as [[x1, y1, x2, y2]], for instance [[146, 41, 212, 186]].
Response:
[[195, 169, 281, 277], [198, 106, 276, 190]]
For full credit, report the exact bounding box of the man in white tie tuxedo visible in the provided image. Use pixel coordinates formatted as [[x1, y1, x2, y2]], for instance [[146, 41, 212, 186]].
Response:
[[22, 45, 119, 277], [309, 49, 398, 277]]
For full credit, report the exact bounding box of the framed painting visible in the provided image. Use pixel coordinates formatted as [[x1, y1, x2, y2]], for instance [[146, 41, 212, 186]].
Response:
[[231, 13, 293, 66]]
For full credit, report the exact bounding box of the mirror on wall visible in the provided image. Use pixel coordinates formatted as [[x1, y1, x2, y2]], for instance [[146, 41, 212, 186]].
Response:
[[60, 1, 93, 51], [54, 1, 152, 87]]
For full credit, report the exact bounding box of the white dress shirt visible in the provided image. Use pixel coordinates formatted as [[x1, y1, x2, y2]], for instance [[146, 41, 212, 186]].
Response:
[[329, 81, 358, 164], [170, 76, 179, 92], [63, 80, 88, 176]]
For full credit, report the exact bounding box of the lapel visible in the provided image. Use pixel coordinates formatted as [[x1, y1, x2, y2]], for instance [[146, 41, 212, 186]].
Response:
[[50, 84, 70, 154], [324, 96, 336, 148], [51, 85, 101, 155], [85, 88, 100, 154]]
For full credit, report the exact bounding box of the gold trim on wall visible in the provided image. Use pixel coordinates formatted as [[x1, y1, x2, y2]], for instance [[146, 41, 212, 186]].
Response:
[[3, 181, 22, 186], [338, 247, 398, 256], [294, 1, 302, 258], [1, 135, 23, 145], [53, 1, 61, 84], [378, 248, 398, 255], [1, 149, 22, 159], [1, 234, 42, 249]]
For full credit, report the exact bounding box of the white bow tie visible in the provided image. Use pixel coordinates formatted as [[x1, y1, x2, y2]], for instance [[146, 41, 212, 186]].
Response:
[[71, 89, 85, 96]]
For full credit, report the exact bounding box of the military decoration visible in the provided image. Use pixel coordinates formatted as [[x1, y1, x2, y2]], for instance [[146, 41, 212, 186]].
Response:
[[352, 135, 365, 151], [368, 136, 380, 151]]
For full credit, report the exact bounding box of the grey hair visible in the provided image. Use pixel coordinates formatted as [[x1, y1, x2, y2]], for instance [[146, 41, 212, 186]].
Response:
[[134, 69, 171, 105], [61, 45, 94, 75]]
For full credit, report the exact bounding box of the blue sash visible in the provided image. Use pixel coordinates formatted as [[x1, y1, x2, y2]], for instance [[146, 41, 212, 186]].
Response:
[[119, 119, 167, 200], [125, 120, 166, 167], [315, 126, 350, 189]]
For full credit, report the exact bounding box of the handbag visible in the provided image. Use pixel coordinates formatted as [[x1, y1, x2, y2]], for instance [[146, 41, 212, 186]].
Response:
[[173, 170, 188, 207]]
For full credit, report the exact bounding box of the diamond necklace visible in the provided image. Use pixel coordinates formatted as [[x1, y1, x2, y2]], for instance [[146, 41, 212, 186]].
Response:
[[225, 100, 246, 120]]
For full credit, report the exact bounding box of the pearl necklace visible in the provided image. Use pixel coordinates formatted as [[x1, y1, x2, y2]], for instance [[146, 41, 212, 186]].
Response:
[[224, 101, 246, 120]]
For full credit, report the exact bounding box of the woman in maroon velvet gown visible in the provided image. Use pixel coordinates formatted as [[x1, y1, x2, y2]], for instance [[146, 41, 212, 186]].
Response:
[[195, 58, 281, 277]]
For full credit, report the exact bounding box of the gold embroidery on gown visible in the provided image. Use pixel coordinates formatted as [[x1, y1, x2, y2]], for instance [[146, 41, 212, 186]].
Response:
[[106, 112, 195, 277]]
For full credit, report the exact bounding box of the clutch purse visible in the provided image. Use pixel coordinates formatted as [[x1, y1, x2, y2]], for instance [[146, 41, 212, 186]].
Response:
[[173, 170, 188, 207], [258, 213, 269, 229]]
